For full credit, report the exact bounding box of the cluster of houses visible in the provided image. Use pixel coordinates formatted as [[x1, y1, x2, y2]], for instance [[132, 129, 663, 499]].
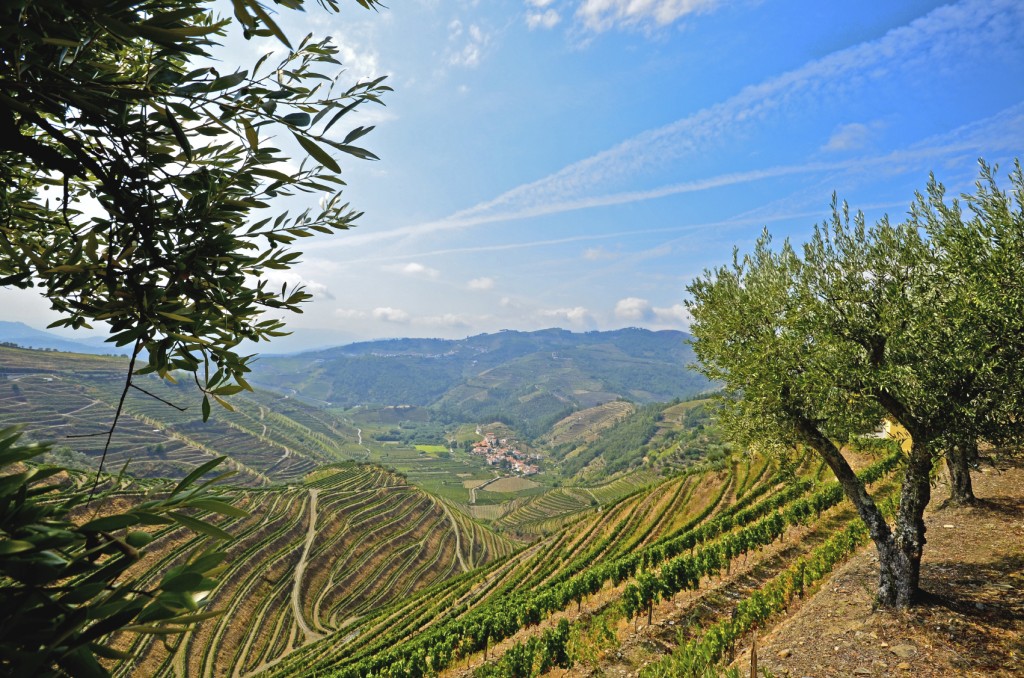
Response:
[[470, 431, 540, 476]]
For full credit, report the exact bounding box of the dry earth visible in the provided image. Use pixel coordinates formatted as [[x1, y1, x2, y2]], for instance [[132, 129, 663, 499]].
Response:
[[732, 453, 1024, 678]]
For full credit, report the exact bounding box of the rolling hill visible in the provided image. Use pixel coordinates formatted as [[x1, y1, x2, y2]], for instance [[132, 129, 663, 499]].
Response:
[[249, 328, 711, 438]]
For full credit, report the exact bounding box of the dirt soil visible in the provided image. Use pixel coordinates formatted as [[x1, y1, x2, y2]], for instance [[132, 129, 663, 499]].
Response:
[[732, 454, 1024, 678]]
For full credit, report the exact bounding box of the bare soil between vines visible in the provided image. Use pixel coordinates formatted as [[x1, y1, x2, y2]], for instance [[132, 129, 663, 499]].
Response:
[[730, 453, 1024, 678]]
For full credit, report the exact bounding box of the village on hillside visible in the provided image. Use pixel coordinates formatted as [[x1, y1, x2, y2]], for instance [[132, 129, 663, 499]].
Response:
[[471, 431, 541, 476]]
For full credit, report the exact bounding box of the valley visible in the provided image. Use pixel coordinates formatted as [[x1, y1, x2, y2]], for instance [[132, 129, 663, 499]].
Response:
[[2, 331, 1019, 677]]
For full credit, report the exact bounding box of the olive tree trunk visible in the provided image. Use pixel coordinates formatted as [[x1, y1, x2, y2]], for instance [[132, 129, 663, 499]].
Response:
[[944, 437, 976, 505], [797, 417, 932, 608]]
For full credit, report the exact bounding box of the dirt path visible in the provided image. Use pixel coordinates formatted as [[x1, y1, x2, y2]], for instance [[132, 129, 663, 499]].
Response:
[[291, 489, 322, 644], [470, 475, 502, 505], [439, 501, 470, 573]]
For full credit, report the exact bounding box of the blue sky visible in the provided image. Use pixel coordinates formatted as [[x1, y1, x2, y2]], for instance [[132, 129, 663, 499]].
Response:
[[6, 0, 1024, 350]]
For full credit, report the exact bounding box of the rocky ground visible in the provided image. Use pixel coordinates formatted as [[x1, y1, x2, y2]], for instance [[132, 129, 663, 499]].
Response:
[[730, 453, 1024, 678]]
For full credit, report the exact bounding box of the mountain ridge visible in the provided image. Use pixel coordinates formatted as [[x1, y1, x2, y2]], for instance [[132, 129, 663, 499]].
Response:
[[249, 328, 710, 436]]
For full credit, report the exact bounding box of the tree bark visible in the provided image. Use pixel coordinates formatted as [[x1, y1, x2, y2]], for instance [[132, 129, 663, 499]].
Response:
[[877, 444, 932, 607], [792, 412, 931, 608], [944, 437, 976, 505]]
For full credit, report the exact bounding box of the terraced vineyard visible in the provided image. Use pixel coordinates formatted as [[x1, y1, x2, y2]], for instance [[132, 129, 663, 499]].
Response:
[[3, 343, 909, 678], [107, 464, 516, 677], [0, 346, 361, 484], [236, 447, 902, 678]]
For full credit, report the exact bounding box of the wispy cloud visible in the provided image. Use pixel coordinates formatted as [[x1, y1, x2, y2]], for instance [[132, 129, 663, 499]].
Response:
[[526, 8, 561, 30], [583, 246, 618, 261], [447, 19, 491, 67], [576, 0, 725, 33], [263, 271, 335, 300], [539, 306, 594, 326], [468, 276, 495, 290], [822, 122, 878, 152], [453, 0, 1022, 221], [306, 0, 1024, 253], [423, 313, 471, 328]]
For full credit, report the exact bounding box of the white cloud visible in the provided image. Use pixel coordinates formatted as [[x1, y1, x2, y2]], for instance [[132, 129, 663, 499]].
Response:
[[304, 1, 1024, 253], [822, 122, 875, 152], [329, 31, 385, 82], [334, 308, 367, 319], [526, 9, 561, 30], [526, 0, 555, 6], [577, 0, 724, 33], [652, 304, 690, 325], [468, 276, 495, 290], [310, 101, 1024, 253], [385, 262, 440, 278], [539, 306, 594, 326], [448, 21, 491, 68], [372, 307, 410, 323], [500, 296, 518, 308], [614, 297, 652, 321]]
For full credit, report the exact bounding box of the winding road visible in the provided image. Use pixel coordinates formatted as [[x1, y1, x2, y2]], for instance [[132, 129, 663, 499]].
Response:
[[291, 489, 322, 644]]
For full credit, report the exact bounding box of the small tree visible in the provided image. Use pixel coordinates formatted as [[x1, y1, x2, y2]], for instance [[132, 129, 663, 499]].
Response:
[[687, 161, 1024, 608]]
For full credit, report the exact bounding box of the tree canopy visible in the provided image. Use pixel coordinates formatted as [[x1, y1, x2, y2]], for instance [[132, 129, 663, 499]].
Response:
[[1, 0, 388, 422], [686, 160, 1024, 607], [0, 0, 387, 672]]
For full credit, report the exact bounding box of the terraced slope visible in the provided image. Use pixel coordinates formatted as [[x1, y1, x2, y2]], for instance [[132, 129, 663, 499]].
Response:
[[107, 465, 516, 677], [245, 448, 905, 678], [0, 346, 359, 484]]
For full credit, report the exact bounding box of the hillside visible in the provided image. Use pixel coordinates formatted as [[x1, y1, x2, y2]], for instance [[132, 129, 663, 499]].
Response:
[[249, 329, 711, 437], [10, 341, 1014, 678], [99, 464, 517, 677], [544, 398, 727, 480], [247, 446, 906, 677], [0, 345, 356, 485]]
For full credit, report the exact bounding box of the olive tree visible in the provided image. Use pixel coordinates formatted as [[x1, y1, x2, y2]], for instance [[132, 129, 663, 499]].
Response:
[[686, 162, 1024, 607], [1, 0, 388, 446], [1, 0, 387, 672], [907, 164, 1024, 503]]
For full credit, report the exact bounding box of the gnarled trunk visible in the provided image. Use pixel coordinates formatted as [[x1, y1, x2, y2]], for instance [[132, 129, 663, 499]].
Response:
[[876, 447, 931, 607], [944, 437, 976, 505], [795, 414, 933, 608]]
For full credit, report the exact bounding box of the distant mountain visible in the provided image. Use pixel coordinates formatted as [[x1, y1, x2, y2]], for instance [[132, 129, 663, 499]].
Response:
[[0, 321, 127, 356], [250, 328, 711, 437]]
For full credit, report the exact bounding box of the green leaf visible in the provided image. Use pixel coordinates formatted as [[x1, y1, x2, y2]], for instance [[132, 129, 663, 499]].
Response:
[[248, 0, 292, 48], [282, 112, 311, 127], [79, 513, 141, 533], [163, 106, 193, 163], [158, 311, 194, 323], [292, 132, 340, 173], [0, 539, 36, 555], [171, 456, 226, 497], [161, 570, 204, 593], [208, 70, 248, 91], [243, 120, 259, 150], [188, 498, 247, 518], [168, 512, 233, 541]]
